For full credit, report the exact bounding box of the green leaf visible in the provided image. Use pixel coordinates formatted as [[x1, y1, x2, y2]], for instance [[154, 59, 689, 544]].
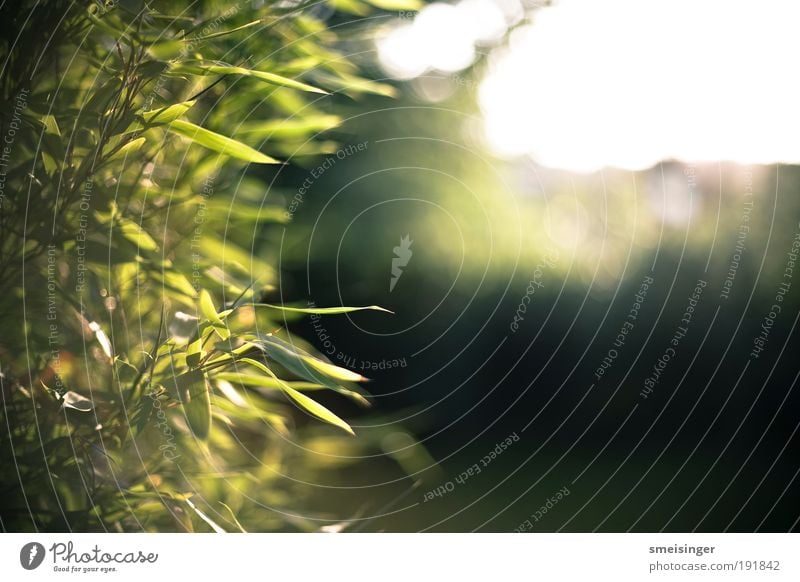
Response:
[[238, 115, 342, 139], [219, 502, 248, 533], [106, 137, 146, 161], [186, 19, 262, 42], [214, 371, 371, 407], [179, 374, 212, 439], [213, 372, 322, 390], [186, 338, 206, 368], [252, 303, 392, 316], [140, 101, 196, 125], [317, 73, 397, 98], [254, 334, 366, 386], [186, 498, 226, 533], [198, 290, 230, 340], [172, 62, 328, 94], [41, 114, 61, 136], [198, 290, 223, 325], [169, 119, 279, 164], [118, 217, 159, 252], [239, 358, 354, 435], [281, 381, 354, 435], [330, 0, 371, 15], [365, 0, 422, 10]]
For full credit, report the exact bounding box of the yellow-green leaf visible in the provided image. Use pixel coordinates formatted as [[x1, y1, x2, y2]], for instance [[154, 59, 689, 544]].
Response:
[[186, 338, 206, 368], [238, 115, 342, 139], [187, 19, 261, 42], [198, 290, 223, 325], [140, 100, 196, 125], [252, 303, 392, 316], [255, 334, 366, 387], [118, 217, 158, 252], [41, 114, 61, 136], [366, 0, 422, 10], [169, 119, 279, 164], [106, 137, 146, 161], [240, 358, 354, 435], [172, 62, 328, 94]]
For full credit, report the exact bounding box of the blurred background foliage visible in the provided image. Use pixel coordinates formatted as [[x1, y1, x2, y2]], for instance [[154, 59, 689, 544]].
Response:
[[273, 2, 800, 531]]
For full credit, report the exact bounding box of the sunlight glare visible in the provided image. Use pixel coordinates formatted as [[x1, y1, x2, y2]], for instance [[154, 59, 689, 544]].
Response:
[[480, 0, 800, 172]]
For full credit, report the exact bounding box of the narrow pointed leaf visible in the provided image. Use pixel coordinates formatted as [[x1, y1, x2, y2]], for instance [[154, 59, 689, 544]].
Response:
[[186, 498, 226, 533], [251, 303, 392, 315], [239, 358, 354, 435], [252, 334, 366, 386], [107, 137, 145, 161], [169, 119, 279, 164], [182, 376, 212, 439], [172, 62, 328, 94], [140, 101, 196, 125], [198, 289, 223, 325]]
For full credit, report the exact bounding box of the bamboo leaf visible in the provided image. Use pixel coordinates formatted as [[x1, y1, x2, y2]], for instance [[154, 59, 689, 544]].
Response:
[[198, 289, 223, 325], [237, 115, 342, 139], [180, 374, 212, 439], [140, 100, 196, 125], [172, 62, 328, 94], [118, 217, 159, 252], [213, 372, 322, 390], [366, 0, 423, 10], [213, 369, 369, 407], [251, 303, 393, 316], [41, 114, 61, 136], [260, 335, 365, 383], [239, 358, 354, 435], [186, 338, 206, 368], [186, 498, 226, 533], [186, 19, 262, 42], [106, 136, 145, 161], [169, 119, 279, 164]]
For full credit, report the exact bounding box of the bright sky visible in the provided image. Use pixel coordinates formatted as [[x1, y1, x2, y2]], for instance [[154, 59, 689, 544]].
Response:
[[378, 0, 800, 173], [480, 0, 800, 172]]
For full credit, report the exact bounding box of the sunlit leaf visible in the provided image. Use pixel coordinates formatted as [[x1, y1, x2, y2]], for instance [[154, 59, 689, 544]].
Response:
[[238, 115, 342, 139], [365, 0, 423, 10], [219, 502, 248, 533], [140, 100, 196, 125], [329, 0, 370, 16], [258, 335, 365, 384], [316, 72, 397, 98], [118, 217, 159, 252], [106, 136, 145, 161], [88, 321, 113, 359], [251, 303, 392, 316], [186, 498, 226, 533], [239, 358, 354, 435], [172, 62, 328, 94], [62, 391, 94, 412], [188, 19, 262, 42], [214, 371, 371, 408], [186, 338, 206, 368], [198, 289, 223, 325], [169, 119, 280, 164], [41, 114, 61, 136]]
